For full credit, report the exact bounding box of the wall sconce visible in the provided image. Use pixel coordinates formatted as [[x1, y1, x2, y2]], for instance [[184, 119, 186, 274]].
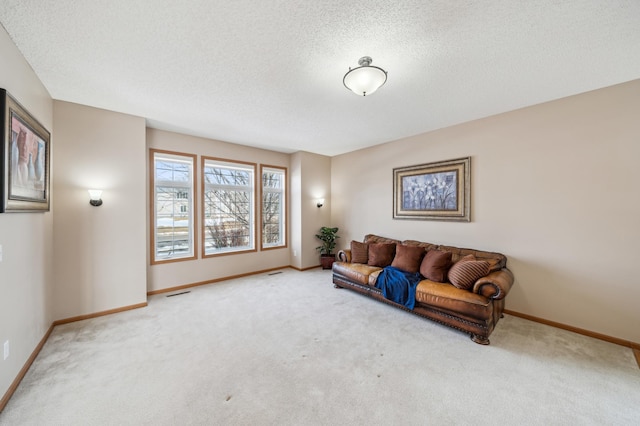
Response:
[[88, 189, 103, 207], [317, 198, 325, 208]]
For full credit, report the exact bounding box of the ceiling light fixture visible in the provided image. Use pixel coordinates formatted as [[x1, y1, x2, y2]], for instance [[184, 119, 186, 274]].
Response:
[[343, 56, 387, 96]]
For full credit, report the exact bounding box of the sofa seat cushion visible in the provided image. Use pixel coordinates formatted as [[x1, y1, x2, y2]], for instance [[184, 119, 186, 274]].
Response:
[[415, 280, 491, 320], [333, 262, 382, 286], [368, 269, 382, 287]]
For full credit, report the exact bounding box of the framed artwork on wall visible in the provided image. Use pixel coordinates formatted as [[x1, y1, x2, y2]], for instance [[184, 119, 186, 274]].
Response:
[[0, 89, 51, 213], [393, 157, 470, 221]]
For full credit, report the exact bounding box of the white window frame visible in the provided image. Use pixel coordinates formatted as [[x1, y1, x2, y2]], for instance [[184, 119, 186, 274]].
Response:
[[202, 157, 257, 257], [150, 149, 197, 264], [261, 165, 287, 250]]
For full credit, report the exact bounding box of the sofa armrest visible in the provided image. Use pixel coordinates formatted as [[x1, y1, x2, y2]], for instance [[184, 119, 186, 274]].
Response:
[[337, 249, 352, 263], [472, 269, 514, 300]]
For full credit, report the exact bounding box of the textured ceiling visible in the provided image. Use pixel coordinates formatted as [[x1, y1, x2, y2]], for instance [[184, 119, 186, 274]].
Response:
[[1, 1, 639, 156]]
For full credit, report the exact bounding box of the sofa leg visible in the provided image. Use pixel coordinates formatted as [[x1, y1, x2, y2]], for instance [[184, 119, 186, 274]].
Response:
[[333, 284, 343, 289], [471, 334, 490, 345]]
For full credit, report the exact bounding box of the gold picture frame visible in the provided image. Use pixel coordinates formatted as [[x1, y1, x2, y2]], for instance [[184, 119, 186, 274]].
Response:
[[0, 89, 51, 213], [393, 157, 470, 221]]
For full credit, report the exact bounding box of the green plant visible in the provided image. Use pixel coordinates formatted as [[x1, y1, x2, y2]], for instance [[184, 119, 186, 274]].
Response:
[[315, 226, 339, 255]]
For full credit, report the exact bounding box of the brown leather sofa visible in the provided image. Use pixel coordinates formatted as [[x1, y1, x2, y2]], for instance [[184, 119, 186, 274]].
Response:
[[332, 234, 514, 345]]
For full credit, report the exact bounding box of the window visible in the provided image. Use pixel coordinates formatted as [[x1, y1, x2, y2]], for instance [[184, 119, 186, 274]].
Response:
[[261, 165, 286, 249], [202, 157, 256, 256], [150, 150, 197, 263]]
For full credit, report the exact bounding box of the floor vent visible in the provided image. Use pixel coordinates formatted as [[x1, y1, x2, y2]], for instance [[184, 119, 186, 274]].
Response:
[[268, 271, 283, 276], [166, 291, 191, 297]]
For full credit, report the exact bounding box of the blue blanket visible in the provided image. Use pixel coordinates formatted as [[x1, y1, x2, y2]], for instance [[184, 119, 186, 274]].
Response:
[[375, 266, 422, 310]]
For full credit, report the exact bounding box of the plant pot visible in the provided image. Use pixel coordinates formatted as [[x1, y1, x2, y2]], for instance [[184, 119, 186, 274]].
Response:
[[320, 254, 336, 270]]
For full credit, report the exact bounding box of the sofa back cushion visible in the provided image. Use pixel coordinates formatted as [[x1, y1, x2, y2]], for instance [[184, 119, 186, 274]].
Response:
[[367, 243, 396, 267], [420, 250, 452, 282], [402, 239, 438, 252], [438, 245, 506, 271], [350, 240, 369, 264], [364, 234, 400, 245], [448, 254, 491, 290], [362, 235, 508, 271], [391, 244, 426, 273]]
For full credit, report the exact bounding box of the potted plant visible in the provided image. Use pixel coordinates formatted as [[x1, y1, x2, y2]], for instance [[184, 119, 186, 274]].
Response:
[[315, 226, 340, 269]]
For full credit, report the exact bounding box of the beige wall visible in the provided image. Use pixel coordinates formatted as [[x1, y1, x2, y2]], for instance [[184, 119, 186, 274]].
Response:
[[332, 80, 640, 343], [52, 101, 147, 319], [0, 26, 54, 401], [290, 154, 302, 269], [146, 129, 291, 292], [290, 152, 332, 269]]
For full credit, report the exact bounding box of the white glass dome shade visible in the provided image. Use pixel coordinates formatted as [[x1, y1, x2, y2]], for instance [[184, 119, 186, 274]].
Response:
[[343, 56, 387, 96]]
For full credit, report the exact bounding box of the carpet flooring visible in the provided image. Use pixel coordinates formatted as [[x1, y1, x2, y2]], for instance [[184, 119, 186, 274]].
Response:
[[1, 268, 639, 425]]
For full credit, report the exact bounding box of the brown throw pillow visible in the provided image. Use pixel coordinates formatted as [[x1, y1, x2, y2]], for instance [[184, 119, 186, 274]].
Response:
[[350, 240, 369, 264], [420, 250, 452, 282], [448, 258, 491, 290], [367, 243, 396, 267], [391, 244, 426, 273]]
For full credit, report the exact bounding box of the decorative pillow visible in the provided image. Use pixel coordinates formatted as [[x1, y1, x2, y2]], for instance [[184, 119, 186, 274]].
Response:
[[448, 256, 491, 290], [350, 240, 369, 264], [391, 244, 426, 273], [420, 250, 452, 282], [367, 243, 396, 267]]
